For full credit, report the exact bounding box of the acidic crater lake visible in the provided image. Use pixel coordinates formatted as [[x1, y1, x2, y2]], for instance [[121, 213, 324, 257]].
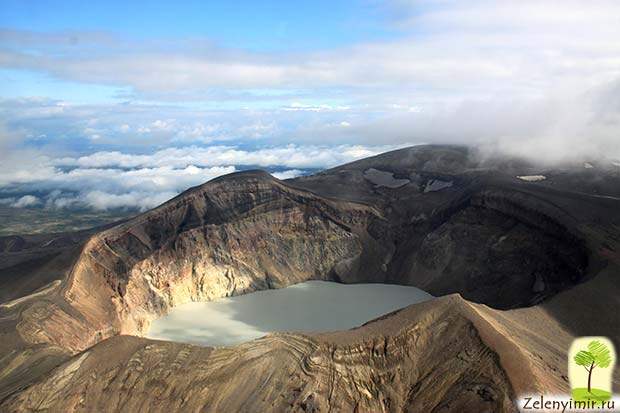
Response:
[[146, 281, 433, 346]]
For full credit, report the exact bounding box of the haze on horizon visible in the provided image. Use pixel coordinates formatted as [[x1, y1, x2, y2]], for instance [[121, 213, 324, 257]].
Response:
[[1, 0, 619, 212]]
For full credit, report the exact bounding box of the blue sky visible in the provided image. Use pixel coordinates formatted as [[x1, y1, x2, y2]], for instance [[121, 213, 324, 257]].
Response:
[[0, 0, 397, 51], [0, 0, 400, 105], [1, 0, 619, 211]]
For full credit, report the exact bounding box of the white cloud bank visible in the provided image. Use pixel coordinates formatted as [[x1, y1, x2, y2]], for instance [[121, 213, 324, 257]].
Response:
[[0, 195, 41, 208], [0, 144, 403, 211], [56, 144, 400, 170]]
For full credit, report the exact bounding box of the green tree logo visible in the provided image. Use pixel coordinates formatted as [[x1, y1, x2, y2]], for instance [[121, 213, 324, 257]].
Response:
[[572, 340, 613, 401]]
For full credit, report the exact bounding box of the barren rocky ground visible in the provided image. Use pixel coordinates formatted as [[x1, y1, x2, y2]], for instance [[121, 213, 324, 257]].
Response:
[[0, 145, 619, 412]]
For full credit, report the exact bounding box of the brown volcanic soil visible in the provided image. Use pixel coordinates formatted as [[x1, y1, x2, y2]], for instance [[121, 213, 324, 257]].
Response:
[[0, 145, 619, 412]]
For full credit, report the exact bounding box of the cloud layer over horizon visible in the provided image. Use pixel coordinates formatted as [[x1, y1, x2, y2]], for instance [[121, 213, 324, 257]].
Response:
[[0, 144, 404, 210]]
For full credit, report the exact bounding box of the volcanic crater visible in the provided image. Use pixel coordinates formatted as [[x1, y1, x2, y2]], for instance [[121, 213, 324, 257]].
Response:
[[1, 145, 618, 412]]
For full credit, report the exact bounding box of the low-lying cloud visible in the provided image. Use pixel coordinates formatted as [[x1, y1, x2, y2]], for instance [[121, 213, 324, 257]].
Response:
[[0, 144, 403, 211], [58, 144, 398, 170], [0, 194, 41, 208]]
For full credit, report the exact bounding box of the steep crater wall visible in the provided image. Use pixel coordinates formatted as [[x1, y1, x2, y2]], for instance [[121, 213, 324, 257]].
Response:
[[393, 188, 589, 309], [21, 173, 388, 352]]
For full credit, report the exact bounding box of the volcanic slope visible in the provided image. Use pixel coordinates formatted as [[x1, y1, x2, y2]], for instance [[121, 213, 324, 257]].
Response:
[[0, 145, 619, 412]]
